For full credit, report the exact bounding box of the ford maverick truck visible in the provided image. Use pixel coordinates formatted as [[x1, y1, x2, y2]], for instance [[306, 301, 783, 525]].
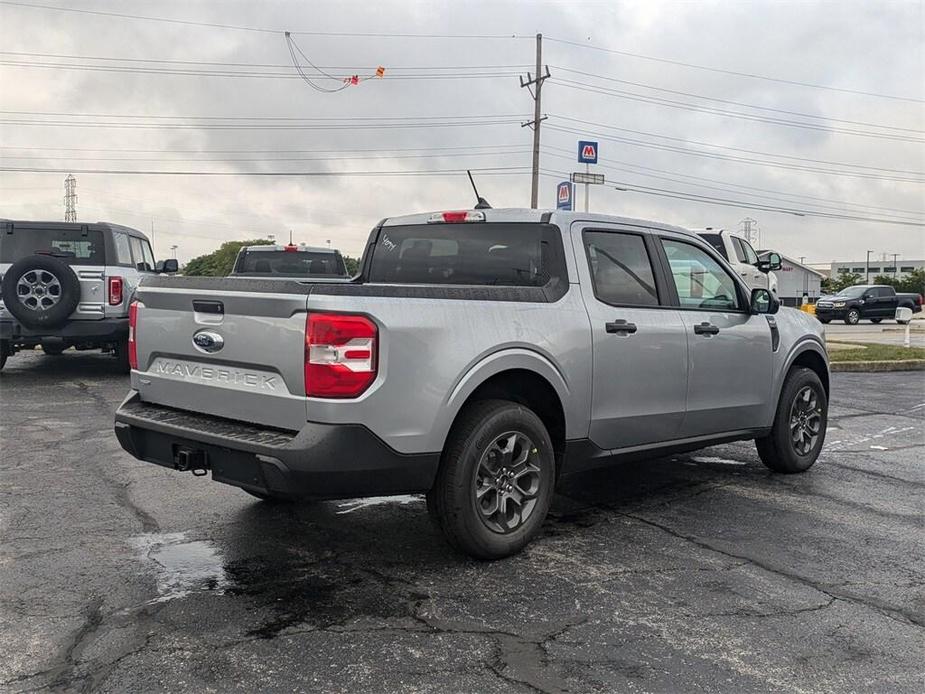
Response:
[[114, 209, 829, 559]]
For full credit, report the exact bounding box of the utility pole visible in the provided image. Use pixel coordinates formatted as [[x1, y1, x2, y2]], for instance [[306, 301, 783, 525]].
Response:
[[866, 249, 873, 283], [520, 34, 550, 209], [150, 218, 155, 249], [891, 253, 899, 279], [64, 174, 77, 222]]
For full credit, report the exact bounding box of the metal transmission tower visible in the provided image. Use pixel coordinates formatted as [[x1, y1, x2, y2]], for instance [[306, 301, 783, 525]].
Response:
[[520, 34, 550, 209], [64, 174, 77, 222], [739, 217, 760, 247]]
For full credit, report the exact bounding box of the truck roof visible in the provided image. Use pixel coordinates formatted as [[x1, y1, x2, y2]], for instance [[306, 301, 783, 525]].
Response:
[[381, 208, 696, 237], [0, 218, 150, 240], [241, 244, 338, 254]]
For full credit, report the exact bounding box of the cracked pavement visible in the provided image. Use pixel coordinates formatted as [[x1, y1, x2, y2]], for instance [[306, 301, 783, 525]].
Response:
[[1, 352, 923, 693]]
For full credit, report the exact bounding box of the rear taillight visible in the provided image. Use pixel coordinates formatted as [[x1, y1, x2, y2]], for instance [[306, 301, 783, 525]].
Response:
[[108, 276, 124, 305], [128, 301, 139, 370], [305, 313, 377, 398]]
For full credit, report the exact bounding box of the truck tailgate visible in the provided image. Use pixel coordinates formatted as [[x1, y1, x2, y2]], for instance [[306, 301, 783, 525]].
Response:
[[131, 277, 311, 430]]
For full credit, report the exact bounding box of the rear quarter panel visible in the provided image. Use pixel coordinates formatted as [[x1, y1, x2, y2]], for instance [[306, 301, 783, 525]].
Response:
[[305, 286, 592, 455]]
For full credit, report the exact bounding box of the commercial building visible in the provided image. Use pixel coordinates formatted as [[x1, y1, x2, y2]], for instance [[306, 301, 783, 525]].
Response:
[[830, 259, 923, 281], [759, 253, 825, 306]]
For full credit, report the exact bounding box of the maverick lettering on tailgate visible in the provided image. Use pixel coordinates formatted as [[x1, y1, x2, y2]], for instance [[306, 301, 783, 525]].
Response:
[[154, 360, 278, 391]]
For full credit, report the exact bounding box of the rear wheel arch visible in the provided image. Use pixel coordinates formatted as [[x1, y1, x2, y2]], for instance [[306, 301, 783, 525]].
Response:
[[443, 366, 567, 474]]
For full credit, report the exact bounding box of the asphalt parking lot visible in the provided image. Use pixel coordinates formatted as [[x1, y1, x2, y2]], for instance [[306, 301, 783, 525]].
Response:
[[1, 350, 923, 693], [823, 320, 925, 347]]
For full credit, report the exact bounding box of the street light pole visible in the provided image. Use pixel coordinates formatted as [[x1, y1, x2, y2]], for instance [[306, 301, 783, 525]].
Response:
[[866, 250, 872, 283]]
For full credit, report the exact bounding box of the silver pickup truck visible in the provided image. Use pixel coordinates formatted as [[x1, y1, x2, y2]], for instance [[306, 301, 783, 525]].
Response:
[[114, 208, 829, 559]]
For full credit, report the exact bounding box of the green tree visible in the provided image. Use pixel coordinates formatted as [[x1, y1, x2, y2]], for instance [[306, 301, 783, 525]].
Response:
[[343, 255, 360, 276], [898, 268, 925, 296], [873, 274, 900, 289], [182, 239, 273, 276], [821, 272, 863, 294]]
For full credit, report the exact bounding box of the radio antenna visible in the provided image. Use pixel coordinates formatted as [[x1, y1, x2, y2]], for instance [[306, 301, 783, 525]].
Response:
[[467, 170, 492, 209]]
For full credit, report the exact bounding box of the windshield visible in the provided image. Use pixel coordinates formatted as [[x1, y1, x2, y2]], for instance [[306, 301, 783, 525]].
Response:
[[0, 228, 106, 265], [233, 250, 347, 277], [834, 286, 868, 298]]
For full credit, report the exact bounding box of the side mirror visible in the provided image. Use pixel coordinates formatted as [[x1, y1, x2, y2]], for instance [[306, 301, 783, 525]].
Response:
[[767, 252, 782, 271], [156, 259, 179, 274], [750, 287, 779, 315]]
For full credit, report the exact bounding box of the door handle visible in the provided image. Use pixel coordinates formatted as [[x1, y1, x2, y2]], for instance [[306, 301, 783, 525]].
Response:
[[606, 319, 638, 335], [693, 322, 720, 335]]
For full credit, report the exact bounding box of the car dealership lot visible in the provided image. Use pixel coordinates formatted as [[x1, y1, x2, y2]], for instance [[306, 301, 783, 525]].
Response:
[[1, 352, 923, 693]]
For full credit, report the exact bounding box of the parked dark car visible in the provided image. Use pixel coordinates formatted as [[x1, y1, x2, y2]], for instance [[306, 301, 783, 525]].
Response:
[[815, 284, 922, 325]]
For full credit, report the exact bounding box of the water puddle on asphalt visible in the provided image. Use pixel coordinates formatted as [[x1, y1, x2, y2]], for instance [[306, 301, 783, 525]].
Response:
[[690, 456, 747, 466], [130, 532, 229, 603], [335, 494, 423, 514]]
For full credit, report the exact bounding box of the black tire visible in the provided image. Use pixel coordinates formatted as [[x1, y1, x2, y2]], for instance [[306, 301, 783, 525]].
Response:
[[427, 399, 555, 560], [756, 367, 827, 474], [0, 255, 81, 329], [113, 338, 131, 374], [897, 320, 909, 325], [42, 344, 65, 356], [0, 340, 9, 371], [818, 318, 830, 324], [870, 318, 882, 324], [844, 308, 860, 325]]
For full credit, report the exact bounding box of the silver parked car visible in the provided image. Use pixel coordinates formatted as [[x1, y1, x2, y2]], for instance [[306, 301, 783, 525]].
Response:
[[0, 219, 176, 371], [114, 208, 829, 558]]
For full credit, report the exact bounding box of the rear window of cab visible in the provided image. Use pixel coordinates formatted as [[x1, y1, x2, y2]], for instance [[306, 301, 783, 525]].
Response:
[[368, 223, 565, 287]]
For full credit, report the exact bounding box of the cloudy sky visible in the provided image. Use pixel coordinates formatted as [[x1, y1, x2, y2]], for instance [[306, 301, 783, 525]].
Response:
[[0, 0, 922, 266]]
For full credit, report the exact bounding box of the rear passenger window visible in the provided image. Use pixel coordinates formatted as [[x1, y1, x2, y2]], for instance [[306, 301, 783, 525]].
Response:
[[583, 231, 658, 306], [367, 223, 565, 287], [113, 233, 133, 266]]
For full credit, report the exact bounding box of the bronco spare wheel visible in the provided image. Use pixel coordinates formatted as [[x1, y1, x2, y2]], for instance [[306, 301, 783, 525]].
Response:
[[0, 254, 81, 329]]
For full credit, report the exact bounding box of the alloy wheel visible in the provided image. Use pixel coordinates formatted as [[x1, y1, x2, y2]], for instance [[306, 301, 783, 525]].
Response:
[[473, 431, 542, 534], [789, 386, 822, 456], [16, 270, 62, 311]]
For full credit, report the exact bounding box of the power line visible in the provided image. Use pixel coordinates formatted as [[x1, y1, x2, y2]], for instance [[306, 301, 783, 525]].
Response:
[[549, 67, 922, 135], [0, 1, 530, 39], [0, 117, 527, 131], [544, 36, 925, 103], [540, 169, 924, 227], [552, 78, 924, 143], [541, 146, 924, 220], [0, 50, 530, 71], [0, 165, 530, 177], [0, 59, 521, 80], [0, 150, 532, 164], [0, 143, 528, 155]]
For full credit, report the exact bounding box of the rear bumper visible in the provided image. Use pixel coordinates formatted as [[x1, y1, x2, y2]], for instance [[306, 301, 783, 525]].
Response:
[[0, 317, 128, 342], [113, 392, 440, 500]]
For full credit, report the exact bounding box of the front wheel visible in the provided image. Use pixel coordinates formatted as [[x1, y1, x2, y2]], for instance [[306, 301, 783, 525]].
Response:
[[870, 318, 882, 324], [42, 344, 65, 356], [756, 367, 827, 473], [427, 399, 555, 560], [818, 318, 830, 324], [844, 308, 860, 325]]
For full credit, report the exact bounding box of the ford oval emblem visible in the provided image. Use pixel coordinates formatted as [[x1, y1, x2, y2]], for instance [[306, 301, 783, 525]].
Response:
[[192, 330, 224, 353]]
